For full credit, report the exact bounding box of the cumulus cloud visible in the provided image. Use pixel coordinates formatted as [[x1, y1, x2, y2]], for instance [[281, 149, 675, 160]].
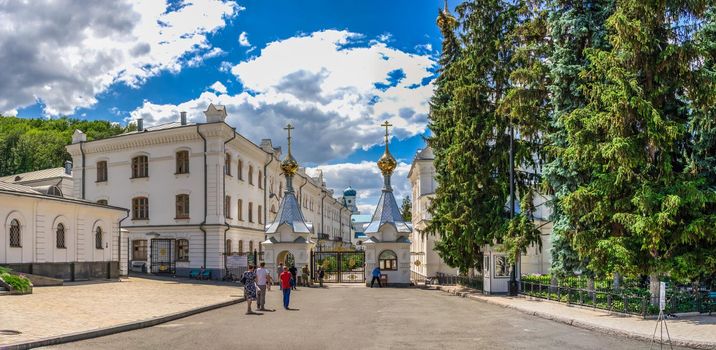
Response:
[[238, 31, 251, 46], [130, 30, 436, 164], [209, 81, 228, 94], [0, 0, 239, 116], [306, 161, 412, 216]]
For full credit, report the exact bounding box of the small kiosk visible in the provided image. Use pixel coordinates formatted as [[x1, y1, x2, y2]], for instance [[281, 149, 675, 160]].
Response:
[[482, 245, 520, 294]]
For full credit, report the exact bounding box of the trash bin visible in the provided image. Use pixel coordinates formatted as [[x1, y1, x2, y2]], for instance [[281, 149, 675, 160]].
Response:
[[380, 274, 388, 286]]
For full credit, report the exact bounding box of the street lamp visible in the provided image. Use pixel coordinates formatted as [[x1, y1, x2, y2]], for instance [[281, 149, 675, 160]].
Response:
[[508, 119, 519, 296]]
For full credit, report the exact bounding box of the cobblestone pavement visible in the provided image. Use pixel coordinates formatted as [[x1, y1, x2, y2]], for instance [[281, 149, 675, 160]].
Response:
[[44, 284, 690, 350], [0, 276, 244, 347], [439, 285, 716, 349]]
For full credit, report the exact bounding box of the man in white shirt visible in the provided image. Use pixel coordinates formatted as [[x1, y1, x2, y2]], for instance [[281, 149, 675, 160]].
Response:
[[255, 262, 272, 311]]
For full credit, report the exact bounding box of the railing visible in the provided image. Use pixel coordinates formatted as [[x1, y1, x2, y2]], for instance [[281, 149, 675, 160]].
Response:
[[434, 272, 484, 292], [411, 270, 427, 285], [520, 280, 715, 317]]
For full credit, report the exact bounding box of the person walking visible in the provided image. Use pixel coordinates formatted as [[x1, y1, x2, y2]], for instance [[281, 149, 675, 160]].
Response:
[[289, 264, 298, 290], [255, 262, 272, 311], [318, 266, 325, 288], [301, 265, 310, 287], [279, 266, 293, 309], [370, 266, 382, 288], [241, 264, 259, 314]]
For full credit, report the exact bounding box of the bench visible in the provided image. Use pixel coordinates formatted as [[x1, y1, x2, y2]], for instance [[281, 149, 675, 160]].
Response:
[[189, 270, 211, 280]]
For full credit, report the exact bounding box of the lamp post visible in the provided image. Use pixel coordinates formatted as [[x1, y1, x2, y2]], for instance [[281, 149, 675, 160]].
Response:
[[508, 121, 518, 296]]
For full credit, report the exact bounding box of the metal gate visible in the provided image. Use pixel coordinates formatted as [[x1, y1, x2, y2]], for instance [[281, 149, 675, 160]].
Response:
[[150, 239, 175, 274], [312, 250, 365, 283]]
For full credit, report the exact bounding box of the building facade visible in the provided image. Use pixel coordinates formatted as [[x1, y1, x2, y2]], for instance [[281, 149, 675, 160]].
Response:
[[0, 181, 127, 280], [407, 147, 458, 279], [65, 105, 351, 279]]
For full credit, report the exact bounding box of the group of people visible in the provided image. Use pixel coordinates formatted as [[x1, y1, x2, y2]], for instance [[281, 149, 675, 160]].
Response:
[[240, 262, 326, 314]]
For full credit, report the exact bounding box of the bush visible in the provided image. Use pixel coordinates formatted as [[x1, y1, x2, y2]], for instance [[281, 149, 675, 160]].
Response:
[[0, 272, 32, 293], [0, 266, 10, 274]]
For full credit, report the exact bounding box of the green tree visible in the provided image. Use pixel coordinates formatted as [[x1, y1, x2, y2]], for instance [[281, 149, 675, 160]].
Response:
[[542, 0, 614, 277], [559, 1, 716, 287], [400, 196, 412, 222]]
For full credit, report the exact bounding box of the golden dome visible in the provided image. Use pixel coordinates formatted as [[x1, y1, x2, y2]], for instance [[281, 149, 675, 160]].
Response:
[[377, 149, 397, 176], [436, 1, 457, 32], [281, 154, 299, 176]]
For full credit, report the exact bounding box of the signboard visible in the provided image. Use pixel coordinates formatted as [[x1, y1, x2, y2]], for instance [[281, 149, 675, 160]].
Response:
[[659, 281, 666, 311], [226, 255, 248, 268]]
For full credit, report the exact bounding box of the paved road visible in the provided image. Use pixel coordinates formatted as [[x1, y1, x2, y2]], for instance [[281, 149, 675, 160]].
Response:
[[45, 285, 685, 350]]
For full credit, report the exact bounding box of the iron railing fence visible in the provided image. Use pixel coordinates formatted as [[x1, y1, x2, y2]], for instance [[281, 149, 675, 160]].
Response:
[[411, 270, 427, 285], [434, 272, 484, 292], [520, 280, 715, 317]]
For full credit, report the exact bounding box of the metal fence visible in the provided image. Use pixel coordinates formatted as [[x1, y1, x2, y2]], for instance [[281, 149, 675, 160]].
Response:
[[434, 272, 484, 292], [520, 279, 715, 317], [411, 270, 427, 285]]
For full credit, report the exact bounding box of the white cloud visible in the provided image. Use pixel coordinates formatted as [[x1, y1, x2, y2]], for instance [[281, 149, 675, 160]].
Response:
[[238, 31, 251, 46], [0, 0, 239, 116], [129, 30, 435, 165], [209, 81, 228, 94], [306, 161, 412, 215]]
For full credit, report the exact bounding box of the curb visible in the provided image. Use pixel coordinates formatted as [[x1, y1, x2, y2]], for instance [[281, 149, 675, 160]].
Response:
[[436, 286, 716, 350], [2, 297, 245, 350]]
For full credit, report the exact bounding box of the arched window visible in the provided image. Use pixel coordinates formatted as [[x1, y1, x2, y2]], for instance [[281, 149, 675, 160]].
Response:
[[225, 239, 232, 255], [379, 250, 397, 270], [237, 159, 243, 180], [258, 170, 263, 189], [249, 240, 254, 253], [56, 223, 66, 249], [248, 202, 253, 222], [176, 239, 189, 261], [176, 194, 190, 219], [97, 160, 108, 182], [131, 155, 149, 178], [258, 205, 263, 224], [95, 227, 103, 249], [132, 197, 149, 220], [224, 195, 231, 219], [237, 199, 243, 221], [9, 219, 21, 247], [97, 199, 108, 205], [176, 150, 189, 174], [224, 154, 232, 176], [238, 240, 244, 254], [248, 166, 254, 185]]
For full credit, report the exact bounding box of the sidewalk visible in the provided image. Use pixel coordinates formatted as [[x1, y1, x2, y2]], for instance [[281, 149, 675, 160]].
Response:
[[0, 276, 245, 349], [436, 285, 716, 349]]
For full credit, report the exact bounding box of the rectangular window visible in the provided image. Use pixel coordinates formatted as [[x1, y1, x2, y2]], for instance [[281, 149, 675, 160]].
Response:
[[224, 195, 231, 219], [176, 151, 189, 174], [176, 194, 190, 219], [132, 240, 147, 261], [248, 166, 254, 185], [224, 154, 232, 176], [131, 156, 148, 178], [132, 197, 149, 220], [258, 171, 263, 189], [237, 159, 243, 180], [248, 202, 253, 223], [97, 199, 108, 205], [258, 205, 263, 224], [494, 256, 510, 278], [237, 199, 243, 221], [176, 239, 189, 261], [97, 161, 108, 182]]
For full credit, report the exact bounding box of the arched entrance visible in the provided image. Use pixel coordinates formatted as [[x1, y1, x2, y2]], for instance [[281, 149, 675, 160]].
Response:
[[277, 250, 295, 267]]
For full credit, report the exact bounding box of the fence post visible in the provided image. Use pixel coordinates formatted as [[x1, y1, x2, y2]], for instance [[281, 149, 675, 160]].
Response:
[[607, 293, 612, 311], [623, 295, 628, 314], [641, 297, 647, 317]]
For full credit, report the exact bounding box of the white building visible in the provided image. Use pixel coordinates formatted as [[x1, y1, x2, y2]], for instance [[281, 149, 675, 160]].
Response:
[[0, 180, 127, 281], [407, 146, 552, 285], [65, 105, 351, 279], [407, 147, 458, 280]]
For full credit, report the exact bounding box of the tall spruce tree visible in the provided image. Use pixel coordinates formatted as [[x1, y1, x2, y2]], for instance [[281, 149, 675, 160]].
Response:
[[543, 0, 614, 277], [428, 0, 547, 273], [559, 1, 716, 285]]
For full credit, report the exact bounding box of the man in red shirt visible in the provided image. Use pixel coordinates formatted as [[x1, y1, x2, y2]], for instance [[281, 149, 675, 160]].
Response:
[[279, 266, 293, 309]]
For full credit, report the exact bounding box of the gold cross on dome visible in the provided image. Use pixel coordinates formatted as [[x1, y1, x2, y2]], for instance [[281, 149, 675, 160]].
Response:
[[284, 123, 294, 154], [381, 121, 392, 143]]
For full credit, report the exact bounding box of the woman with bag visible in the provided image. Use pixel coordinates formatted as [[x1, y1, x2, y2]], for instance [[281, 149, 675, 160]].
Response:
[[241, 264, 259, 314]]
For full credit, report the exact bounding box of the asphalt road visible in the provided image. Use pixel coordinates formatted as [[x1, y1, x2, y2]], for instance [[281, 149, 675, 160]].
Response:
[[44, 285, 686, 350]]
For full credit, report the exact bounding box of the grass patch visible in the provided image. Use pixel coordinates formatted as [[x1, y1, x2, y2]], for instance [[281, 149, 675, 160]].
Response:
[[0, 266, 10, 274], [1, 272, 32, 293]]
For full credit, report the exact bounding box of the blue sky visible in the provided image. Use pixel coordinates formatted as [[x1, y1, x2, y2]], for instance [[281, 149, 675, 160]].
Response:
[[2, 0, 453, 213]]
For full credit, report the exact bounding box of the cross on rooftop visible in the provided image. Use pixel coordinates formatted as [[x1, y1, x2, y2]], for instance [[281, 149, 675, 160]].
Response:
[[284, 123, 294, 154], [381, 121, 392, 144]]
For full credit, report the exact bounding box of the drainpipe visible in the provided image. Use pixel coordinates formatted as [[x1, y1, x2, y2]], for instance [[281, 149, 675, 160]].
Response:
[[118, 209, 130, 278], [263, 150, 274, 240], [197, 125, 208, 268], [321, 191, 326, 240], [80, 141, 86, 199], [222, 128, 237, 274]]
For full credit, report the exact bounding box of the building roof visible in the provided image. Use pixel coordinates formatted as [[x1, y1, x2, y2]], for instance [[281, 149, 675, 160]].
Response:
[[265, 191, 311, 234], [0, 181, 42, 194], [364, 188, 412, 234], [0, 181, 127, 212], [0, 167, 69, 183], [123, 121, 196, 135], [343, 186, 356, 196]]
